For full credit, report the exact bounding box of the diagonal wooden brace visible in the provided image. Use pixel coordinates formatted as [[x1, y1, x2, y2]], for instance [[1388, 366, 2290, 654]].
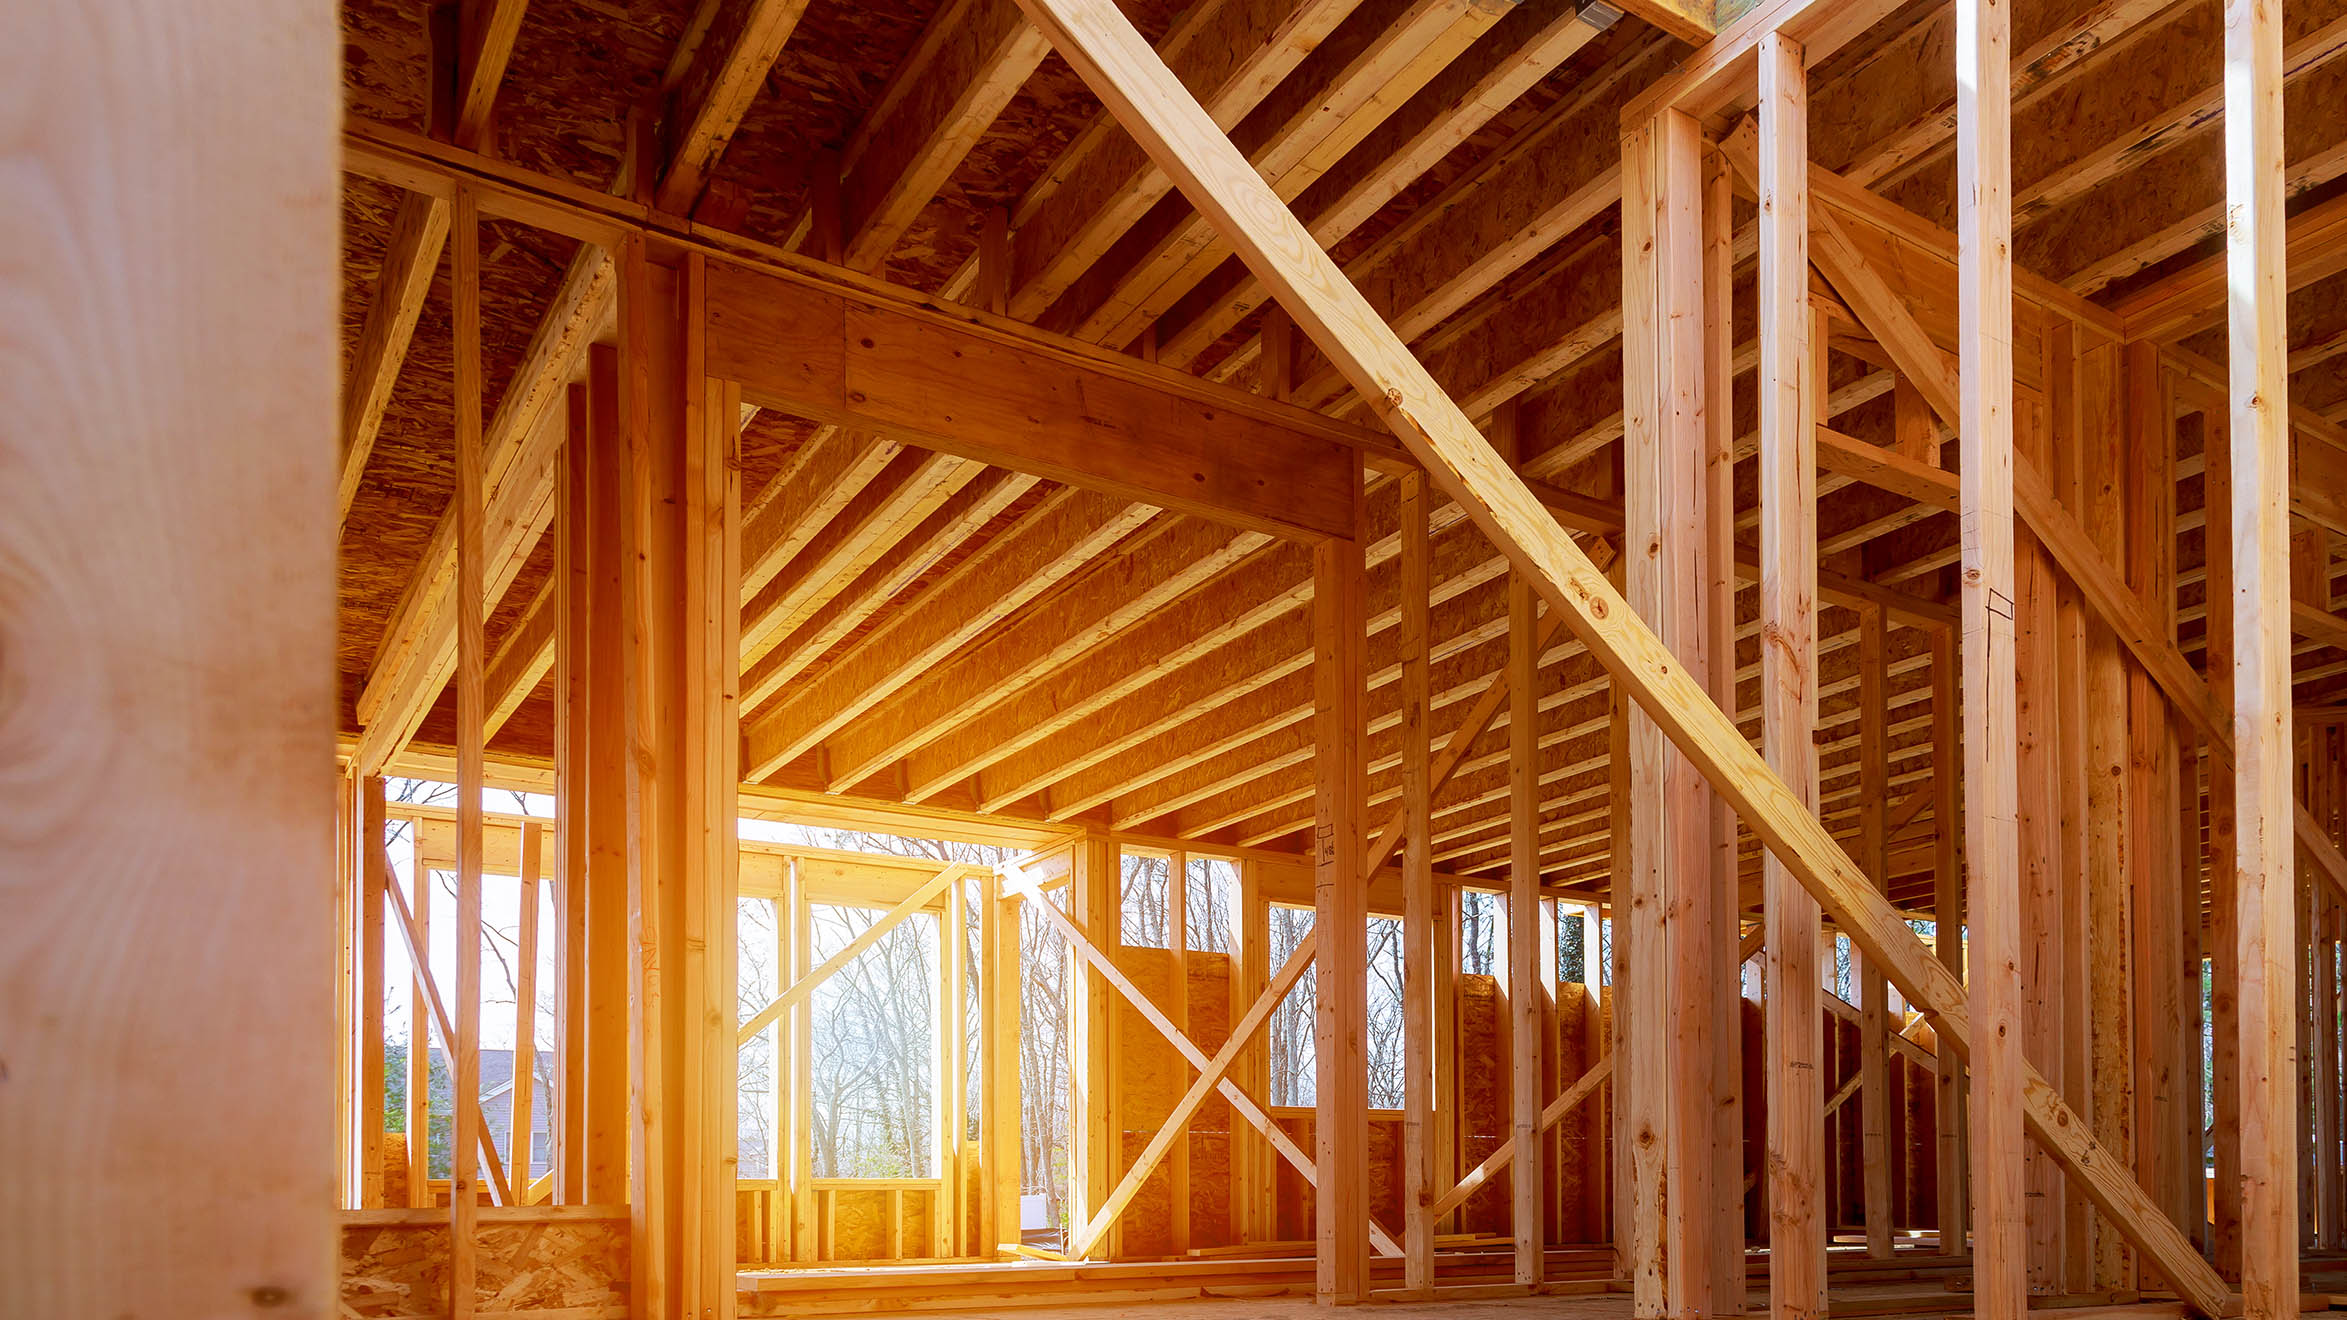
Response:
[[736, 864, 970, 1044], [383, 851, 516, 1206], [1004, 4, 2228, 1309], [1023, 897, 1404, 1256]]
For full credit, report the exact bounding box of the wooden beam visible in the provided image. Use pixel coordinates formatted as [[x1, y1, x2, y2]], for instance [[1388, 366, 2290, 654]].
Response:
[[835, 0, 1051, 270], [341, 193, 452, 524], [1758, 30, 1825, 1310], [739, 489, 1154, 781], [701, 260, 1376, 541], [1063, 0, 1515, 350], [1000, 0, 1362, 322], [452, 0, 530, 147], [655, 0, 811, 213], [2225, 0, 2305, 1310], [1150, 0, 1605, 370], [1007, 5, 2227, 1309], [1611, 0, 1715, 46]]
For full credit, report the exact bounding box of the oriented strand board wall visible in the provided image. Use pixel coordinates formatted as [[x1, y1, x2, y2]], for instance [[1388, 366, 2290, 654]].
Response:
[[341, 1214, 630, 1318], [1107, 947, 1240, 1256]]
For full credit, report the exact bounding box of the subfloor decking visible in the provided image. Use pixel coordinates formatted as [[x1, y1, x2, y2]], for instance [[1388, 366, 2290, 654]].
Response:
[[737, 1257, 2347, 1319]]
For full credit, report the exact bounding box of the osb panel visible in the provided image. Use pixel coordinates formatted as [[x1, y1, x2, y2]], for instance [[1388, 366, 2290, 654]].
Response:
[[1453, 973, 1507, 1234], [1104, 948, 1240, 1257], [1264, 1112, 1405, 1245], [823, 1187, 933, 1262], [341, 1216, 629, 1318]]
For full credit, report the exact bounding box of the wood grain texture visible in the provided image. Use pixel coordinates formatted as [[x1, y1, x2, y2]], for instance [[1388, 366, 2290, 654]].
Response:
[[2224, 0, 2304, 1312], [0, 4, 339, 1316]]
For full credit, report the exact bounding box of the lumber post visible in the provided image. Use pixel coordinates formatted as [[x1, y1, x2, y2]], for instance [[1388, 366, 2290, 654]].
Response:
[[1929, 626, 1965, 1256], [559, 347, 635, 1208], [1623, 101, 1733, 1320], [1758, 28, 1825, 1312], [2125, 343, 2191, 1248], [2204, 407, 2243, 1282], [983, 869, 1023, 1256], [1068, 834, 1116, 1258], [360, 775, 391, 1209], [1313, 518, 1370, 1303], [1501, 399, 1547, 1288], [1238, 859, 1273, 1242], [409, 832, 435, 1209], [1401, 468, 1438, 1296], [615, 238, 740, 1319], [2222, 0, 2302, 1307], [2082, 342, 2136, 1290], [451, 181, 487, 1319], [1955, 1, 2026, 1317], [2016, 405, 2064, 1290], [785, 862, 815, 1257], [1858, 601, 1895, 1262], [512, 822, 544, 1197]]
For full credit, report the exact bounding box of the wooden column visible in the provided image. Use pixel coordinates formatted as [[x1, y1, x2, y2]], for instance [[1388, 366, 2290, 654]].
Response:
[[1858, 602, 1896, 1261], [616, 240, 740, 1320], [1930, 627, 1965, 1254], [1623, 103, 1733, 1320], [983, 873, 1024, 1255], [2222, 0, 2301, 1307], [1757, 29, 1824, 1314], [1401, 469, 1439, 1295], [2016, 407, 2064, 1288], [360, 776, 391, 1208], [1502, 400, 1547, 1287], [558, 347, 633, 1207], [1955, 0, 2025, 1315], [0, 4, 338, 1309], [1238, 859, 1273, 1243], [1314, 523, 1370, 1304], [451, 182, 487, 1320], [2126, 346, 2190, 1245], [1068, 835, 1116, 1258], [2203, 409, 2243, 1281], [2083, 347, 2136, 1290]]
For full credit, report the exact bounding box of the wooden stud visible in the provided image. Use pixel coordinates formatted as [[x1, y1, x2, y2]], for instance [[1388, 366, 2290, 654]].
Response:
[[1502, 399, 1546, 1288], [1858, 601, 1894, 1261], [1955, 0, 2024, 1316], [410, 832, 435, 1210], [1401, 468, 1438, 1297], [1758, 31, 1824, 1314], [511, 822, 543, 1198], [1929, 626, 1965, 1255], [1068, 835, 1115, 1258], [1313, 524, 1370, 1303], [2205, 407, 2244, 1282], [2224, 0, 2303, 1308], [361, 776, 391, 1209], [451, 180, 487, 1320], [983, 871, 1023, 1256]]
